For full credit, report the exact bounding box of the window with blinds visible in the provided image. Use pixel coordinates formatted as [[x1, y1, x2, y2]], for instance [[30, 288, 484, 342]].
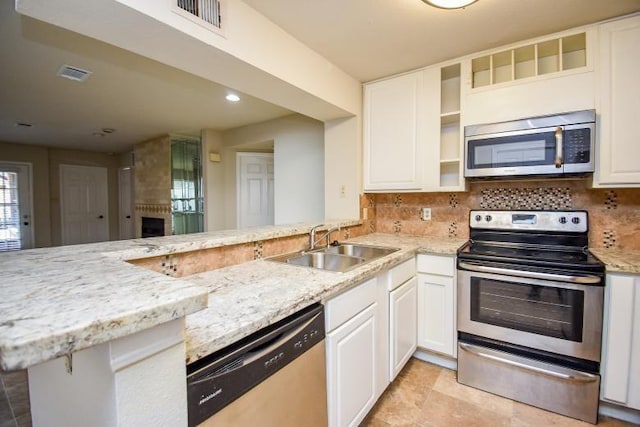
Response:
[[176, 0, 222, 30], [0, 171, 21, 251]]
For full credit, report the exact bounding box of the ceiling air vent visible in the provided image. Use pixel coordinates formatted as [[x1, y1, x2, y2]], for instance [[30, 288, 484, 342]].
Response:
[[57, 65, 92, 82], [176, 0, 222, 30]]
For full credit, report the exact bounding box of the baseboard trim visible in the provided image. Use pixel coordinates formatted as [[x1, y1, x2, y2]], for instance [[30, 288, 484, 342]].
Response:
[[412, 349, 457, 371], [599, 401, 640, 425]]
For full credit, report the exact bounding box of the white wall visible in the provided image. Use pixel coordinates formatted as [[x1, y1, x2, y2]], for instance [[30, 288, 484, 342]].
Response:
[[325, 116, 362, 220], [204, 115, 325, 230], [201, 129, 225, 231], [273, 124, 324, 225]]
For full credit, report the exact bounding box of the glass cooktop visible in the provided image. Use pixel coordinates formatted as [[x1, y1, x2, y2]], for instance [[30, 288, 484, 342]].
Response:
[[457, 241, 604, 272]]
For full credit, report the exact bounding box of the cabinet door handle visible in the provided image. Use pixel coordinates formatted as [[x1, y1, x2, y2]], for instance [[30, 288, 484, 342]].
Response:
[[98, 215, 104, 219], [555, 127, 563, 168]]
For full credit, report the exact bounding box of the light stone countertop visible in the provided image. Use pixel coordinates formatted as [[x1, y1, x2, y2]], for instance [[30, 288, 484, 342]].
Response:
[[184, 233, 466, 364], [7, 217, 636, 372], [0, 219, 360, 371], [590, 248, 640, 274]]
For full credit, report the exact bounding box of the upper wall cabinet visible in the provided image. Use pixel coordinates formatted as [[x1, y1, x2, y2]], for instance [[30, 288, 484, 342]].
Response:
[[363, 64, 465, 192], [594, 14, 640, 187], [364, 70, 427, 191], [463, 29, 596, 126]]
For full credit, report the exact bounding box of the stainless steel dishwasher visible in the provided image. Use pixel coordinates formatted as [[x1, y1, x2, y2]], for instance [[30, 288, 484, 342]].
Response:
[[187, 303, 328, 427]]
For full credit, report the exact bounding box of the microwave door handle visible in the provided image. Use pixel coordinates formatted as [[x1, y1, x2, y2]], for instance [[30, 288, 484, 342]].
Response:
[[555, 127, 563, 168]]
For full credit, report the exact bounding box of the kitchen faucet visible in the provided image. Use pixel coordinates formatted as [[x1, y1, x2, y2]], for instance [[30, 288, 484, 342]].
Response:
[[308, 224, 340, 250]]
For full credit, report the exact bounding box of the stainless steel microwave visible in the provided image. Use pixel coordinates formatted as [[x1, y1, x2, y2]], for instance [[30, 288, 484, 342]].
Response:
[[464, 110, 595, 179]]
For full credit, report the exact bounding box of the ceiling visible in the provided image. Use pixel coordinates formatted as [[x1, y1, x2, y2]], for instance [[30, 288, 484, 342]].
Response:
[[2, 1, 640, 153], [0, 2, 293, 153], [243, 0, 640, 82]]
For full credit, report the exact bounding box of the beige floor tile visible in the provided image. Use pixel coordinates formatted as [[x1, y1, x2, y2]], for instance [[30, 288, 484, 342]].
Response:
[[432, 367, 514, 418], [511, 400, 595, 427], [417, 389, 511, 427]]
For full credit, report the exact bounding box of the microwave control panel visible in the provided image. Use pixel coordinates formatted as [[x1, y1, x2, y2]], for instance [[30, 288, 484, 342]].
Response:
[[564, 128, 591, 164]]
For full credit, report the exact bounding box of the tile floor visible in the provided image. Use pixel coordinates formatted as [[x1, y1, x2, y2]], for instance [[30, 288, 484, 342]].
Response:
[[362, 358, 638, 427], [0, 369, 30, 427]]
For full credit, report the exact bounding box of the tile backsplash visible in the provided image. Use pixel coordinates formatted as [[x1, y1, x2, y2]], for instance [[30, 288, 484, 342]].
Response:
[[368, 178, 640, 251]]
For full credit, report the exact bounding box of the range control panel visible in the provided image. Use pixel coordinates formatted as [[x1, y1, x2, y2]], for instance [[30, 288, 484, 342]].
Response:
[[470, 210, 588, 233]]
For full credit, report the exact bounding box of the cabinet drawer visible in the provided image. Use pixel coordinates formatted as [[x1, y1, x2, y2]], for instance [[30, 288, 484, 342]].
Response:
[[388, 258, 416, 291], [325, 277, 377, 333], [417, 254, 455, 276]]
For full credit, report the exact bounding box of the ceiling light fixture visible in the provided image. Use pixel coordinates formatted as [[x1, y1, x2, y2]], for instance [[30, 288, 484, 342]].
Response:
[[422, 0, 478, 9], [225, 94, 240, 102]]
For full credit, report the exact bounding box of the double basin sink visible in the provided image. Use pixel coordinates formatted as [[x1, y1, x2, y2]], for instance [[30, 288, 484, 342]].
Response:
[[267, 243, 399, 273]]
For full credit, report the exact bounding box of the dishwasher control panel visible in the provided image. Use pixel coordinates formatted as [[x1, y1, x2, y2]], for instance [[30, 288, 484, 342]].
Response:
[[186, 303, 325, 427]]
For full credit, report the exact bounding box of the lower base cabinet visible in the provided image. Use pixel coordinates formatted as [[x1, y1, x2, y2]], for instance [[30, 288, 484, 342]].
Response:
[[390, 277, 417, 380], [416, 254, 456, 357], [601, 273, 640, 410], [325, 278, 379, 427]]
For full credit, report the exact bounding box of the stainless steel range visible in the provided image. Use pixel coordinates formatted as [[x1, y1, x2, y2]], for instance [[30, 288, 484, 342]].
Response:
[[456, 210, 605, 424]]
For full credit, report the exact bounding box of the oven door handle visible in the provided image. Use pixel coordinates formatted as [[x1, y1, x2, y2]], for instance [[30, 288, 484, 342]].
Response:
[[458, 262, 601, 284], [459, 343, 599, 384]]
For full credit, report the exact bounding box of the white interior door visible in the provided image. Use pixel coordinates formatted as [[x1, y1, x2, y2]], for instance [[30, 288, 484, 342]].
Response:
[[118, 167, 134, 240], [0, 162, 33, 251], [237, 153, 274, 228], [60, 165, 109, 245]]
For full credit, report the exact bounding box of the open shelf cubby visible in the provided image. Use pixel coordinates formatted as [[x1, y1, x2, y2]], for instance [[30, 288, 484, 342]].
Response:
[[471, 32, 586, 88], [439, 63, 462, 189]]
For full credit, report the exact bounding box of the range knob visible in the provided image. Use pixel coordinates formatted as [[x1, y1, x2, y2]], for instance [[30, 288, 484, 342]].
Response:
[[475, 215, 482, 222], [485, 215, 492, 222], [559, 217, 567, 224], [572, 217, 581, 224]]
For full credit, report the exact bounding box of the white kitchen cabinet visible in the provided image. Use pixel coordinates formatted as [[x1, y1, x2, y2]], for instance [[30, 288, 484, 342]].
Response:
[[389, 276, 417, 380], [325, 278, 379, 427], [363, 64, 465, 192], [600, 273, 640, 410], [363, 70, 428, 191], [416, 254, 456, 357], [380, 258, 417, 382], [463, 29, 596, 126], [594, 14, 640, 187]]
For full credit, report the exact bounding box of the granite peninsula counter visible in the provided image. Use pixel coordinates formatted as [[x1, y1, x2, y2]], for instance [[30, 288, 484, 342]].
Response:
[[0, 220, 361, 371]]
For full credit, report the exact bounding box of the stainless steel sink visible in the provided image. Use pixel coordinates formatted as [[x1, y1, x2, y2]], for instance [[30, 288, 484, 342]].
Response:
[[281, 252, 365, 272], [266, 243, 399, 272], [323, 244, 398, 260]]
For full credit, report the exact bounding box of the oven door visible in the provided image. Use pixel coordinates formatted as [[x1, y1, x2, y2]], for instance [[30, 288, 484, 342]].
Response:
[[457, 263, 604, 362]]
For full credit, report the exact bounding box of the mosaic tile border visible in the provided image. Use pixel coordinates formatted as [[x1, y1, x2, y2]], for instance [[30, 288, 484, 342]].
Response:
[[480, 187, 572, 210]]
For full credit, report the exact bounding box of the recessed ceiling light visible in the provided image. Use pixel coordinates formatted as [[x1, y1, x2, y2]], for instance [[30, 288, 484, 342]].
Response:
[[225, 94, 240, 102], [422, 0, 478, 9]]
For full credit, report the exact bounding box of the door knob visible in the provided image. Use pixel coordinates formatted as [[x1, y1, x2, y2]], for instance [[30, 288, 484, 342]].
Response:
[[23, 222, 29, 226], [126, 215, 131, 219], [98, 215, 104, 219]]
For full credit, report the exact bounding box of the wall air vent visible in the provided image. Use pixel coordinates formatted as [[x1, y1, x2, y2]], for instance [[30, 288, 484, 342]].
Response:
[[174, 0, 223, 32], [57, 65, 92, 82]]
